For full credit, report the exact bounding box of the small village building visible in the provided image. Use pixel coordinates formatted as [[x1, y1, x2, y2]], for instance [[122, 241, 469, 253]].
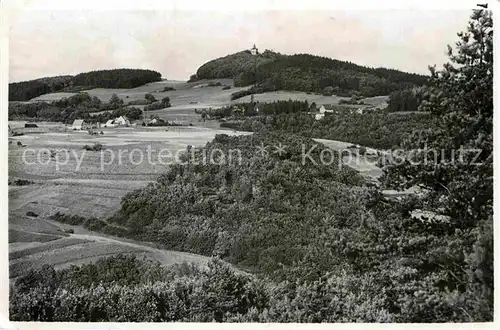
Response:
[[105, 119, 117, 128], [315, 113, 325, 120], [319, 105, 334, 114], [71, 120, 85, 130], [114, 116, 130, 127]]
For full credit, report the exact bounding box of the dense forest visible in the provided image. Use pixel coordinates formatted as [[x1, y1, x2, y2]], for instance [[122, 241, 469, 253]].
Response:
[[8, 69, 162, 101], [72, 69, 162, 88], [207, 100, 312, 119], [386, 86, 430, 112], [10, 10, 493, 322], [195, 49, 428, 97], [220, 111, 435, 150]]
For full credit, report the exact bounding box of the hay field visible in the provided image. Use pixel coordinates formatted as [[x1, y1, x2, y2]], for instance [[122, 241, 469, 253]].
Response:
[[8, 122, 250, 276], [9, 125, 250, 218], [8, 216, 214, 278]]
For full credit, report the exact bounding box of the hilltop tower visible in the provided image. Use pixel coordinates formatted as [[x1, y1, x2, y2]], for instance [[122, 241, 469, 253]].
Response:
[[250, 44, 258, 55]]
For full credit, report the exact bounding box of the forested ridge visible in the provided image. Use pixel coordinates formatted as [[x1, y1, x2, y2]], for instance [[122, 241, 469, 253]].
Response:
[[221, 111, 436, 150], [10, 10, 493, 323], [9, 92, 143, 123], [194, 49, 428, 97], [9, 69, 162, 101]]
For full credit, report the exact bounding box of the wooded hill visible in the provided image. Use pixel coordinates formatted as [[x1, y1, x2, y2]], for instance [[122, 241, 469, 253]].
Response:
[[193, 49, 429, 97], [9, 69, 162, 101]]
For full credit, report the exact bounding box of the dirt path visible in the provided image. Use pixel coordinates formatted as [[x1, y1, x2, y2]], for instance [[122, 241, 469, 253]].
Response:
[[43, 219, 248, 275], [68, 232, 214, 268], [313, 137, 423, 198]]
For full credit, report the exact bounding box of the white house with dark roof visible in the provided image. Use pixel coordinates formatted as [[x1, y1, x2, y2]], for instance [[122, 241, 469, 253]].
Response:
[[114, 116, 130, 127], [105, 119, 117, 128], [315, 106, 335, 120]]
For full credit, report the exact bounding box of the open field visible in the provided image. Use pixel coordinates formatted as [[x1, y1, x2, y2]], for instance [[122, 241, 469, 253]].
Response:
[[9, 125, 251, 218], [9, 237, 90, 260], [8, 121, 251, 276], [8, 214, 217, 279], [9, 229, 61, 244]]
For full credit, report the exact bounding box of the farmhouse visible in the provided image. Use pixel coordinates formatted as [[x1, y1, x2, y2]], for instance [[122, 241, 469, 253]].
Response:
[[315, 106, 335, 120], [114, 116, 130, 127], [105, 119, 117, 128], [319, 105, 334, 114], [71, 119, 85, 130]]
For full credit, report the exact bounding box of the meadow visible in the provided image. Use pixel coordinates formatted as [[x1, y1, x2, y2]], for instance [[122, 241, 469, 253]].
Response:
[[29, 79, 389, 112]]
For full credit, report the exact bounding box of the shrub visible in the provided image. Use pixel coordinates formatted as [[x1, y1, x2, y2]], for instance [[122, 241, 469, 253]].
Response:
[[83, 143, 103, 151], [127, 99, 149, 106], [144, 97, 171, 111], [13, 179, 34, 186], [144, 93, 157, 103]]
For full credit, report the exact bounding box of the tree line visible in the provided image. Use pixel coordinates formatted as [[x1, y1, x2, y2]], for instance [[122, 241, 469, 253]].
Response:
[[207, 100, 312, 120], [195, 49, 428, 98], [9, 92, 143, 123], [9, 69, 162, 101]]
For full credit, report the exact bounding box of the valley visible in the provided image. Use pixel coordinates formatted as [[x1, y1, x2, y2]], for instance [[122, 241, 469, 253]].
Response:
[[7, 9, 493, 321]]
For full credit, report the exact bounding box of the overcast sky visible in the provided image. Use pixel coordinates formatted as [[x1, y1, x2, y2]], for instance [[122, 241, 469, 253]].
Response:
[[8, 9, 472, 82]]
